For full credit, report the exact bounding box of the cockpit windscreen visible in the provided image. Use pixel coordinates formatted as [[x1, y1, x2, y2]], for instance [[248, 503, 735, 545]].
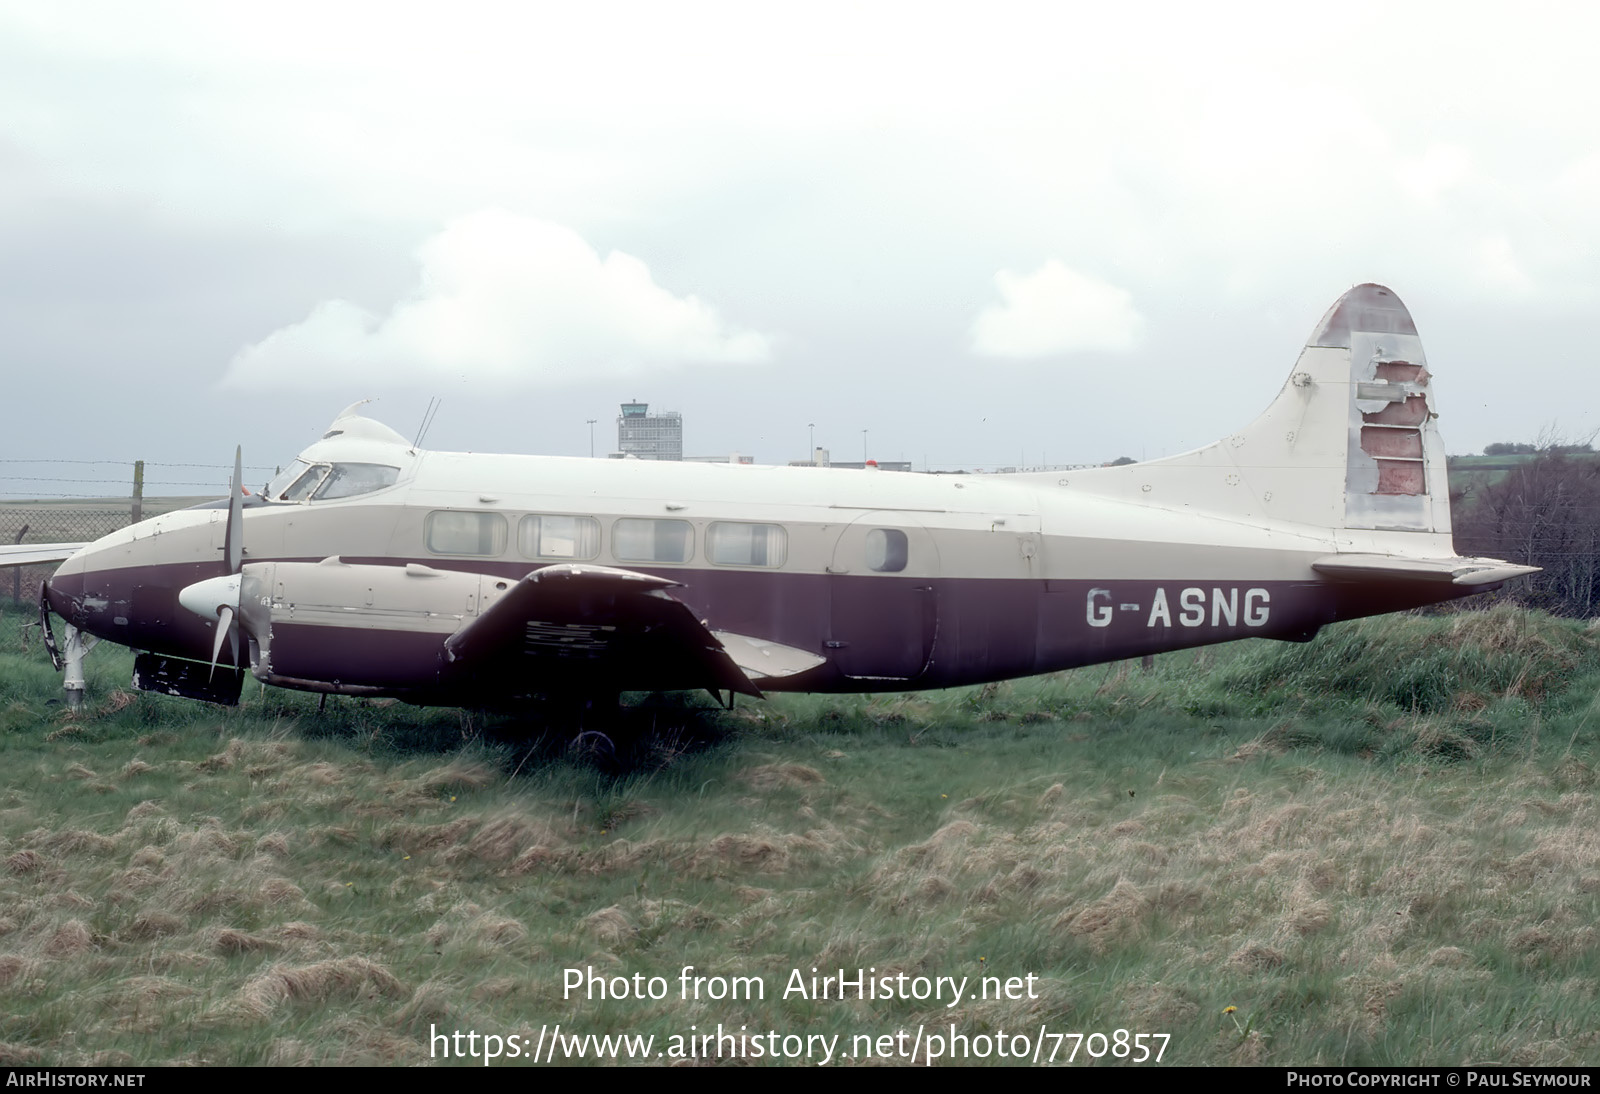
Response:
[[263, 461, 400, 502]]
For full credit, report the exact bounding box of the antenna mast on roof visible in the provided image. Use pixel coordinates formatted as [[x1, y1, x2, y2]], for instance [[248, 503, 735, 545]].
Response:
[[413, 397, 442, 451]]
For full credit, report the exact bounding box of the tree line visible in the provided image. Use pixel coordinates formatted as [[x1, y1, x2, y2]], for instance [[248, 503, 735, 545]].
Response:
[[1455, 447, 1600, 617], [1482, 441, 1593, 456]]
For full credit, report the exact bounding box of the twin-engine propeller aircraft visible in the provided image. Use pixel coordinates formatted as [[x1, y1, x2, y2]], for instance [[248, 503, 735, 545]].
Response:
[[30, 284, 1535, 712]]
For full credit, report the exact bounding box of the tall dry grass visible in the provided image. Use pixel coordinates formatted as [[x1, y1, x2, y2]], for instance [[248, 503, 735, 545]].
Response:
[[0, 605, 1596, 1065]]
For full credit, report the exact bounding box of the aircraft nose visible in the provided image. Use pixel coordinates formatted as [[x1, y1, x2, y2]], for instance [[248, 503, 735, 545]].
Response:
[[44, 564, 84, 620], [43, 536, 133, 632], [39, 509, 233, 661]]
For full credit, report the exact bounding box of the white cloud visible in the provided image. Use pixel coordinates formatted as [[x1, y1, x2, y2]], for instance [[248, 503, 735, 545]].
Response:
[[1396, 143, 1473, 205], [221, 211, 772, 388], [971, 261, 1143, 358], [1473, 234, 1536, 296]]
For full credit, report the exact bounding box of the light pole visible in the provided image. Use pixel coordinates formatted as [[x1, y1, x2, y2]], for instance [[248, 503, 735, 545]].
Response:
[[862, 429, 869, 464], [808, 422, 815, 464], [586, 419, 596, 458]]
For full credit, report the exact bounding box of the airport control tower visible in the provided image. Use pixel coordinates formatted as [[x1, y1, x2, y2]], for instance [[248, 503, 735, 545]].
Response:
[[616, 402, 683, 461]]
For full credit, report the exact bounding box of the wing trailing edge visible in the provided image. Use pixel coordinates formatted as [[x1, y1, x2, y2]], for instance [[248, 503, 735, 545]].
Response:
[[711, 631, 827, 680], [444, 563, 764, 698]]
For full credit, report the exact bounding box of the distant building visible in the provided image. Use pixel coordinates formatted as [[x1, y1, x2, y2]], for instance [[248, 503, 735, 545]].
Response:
[[819, 460, 913, 472], [788, 448, 834, 468], [787, 448, 911, 472], [684, 453, 754, 464], [616, 402, 682, 461]]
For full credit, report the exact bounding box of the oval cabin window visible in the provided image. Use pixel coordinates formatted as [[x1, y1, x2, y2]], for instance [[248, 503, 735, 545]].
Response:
[[865, 528, 908, 572]]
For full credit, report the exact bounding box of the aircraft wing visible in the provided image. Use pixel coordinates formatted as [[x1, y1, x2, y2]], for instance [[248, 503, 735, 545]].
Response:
[[0, 543, 86, 567], [1311, 554, 1540, 587], [442, 563, 766, 698]]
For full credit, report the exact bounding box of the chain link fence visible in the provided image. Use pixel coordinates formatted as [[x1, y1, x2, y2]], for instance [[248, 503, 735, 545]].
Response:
[[0, 508, 132, 545], [1, 508, 132, 609], [1, 454, 267, 610], [0, 499, 208, 607]]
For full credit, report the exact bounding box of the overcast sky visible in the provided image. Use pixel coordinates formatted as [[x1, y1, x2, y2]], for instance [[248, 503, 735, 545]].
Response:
[[3, 1, 1597, 496]]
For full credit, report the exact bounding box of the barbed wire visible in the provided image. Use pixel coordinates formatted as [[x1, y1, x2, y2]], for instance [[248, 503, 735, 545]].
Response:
[[0, 477, 138, 484], [0, 480, 238, 489], [0, 493, 138, 500], [0, 459, 274, 470], [148, 462, 276, 471]]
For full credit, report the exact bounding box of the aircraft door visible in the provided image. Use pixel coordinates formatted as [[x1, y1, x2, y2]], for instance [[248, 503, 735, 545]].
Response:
[[826, 513, 939, 681]]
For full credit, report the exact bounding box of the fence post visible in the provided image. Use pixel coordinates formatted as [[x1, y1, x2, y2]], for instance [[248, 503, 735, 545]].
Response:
[[132, 460, 144, 524], [11, 524, 26, 605]]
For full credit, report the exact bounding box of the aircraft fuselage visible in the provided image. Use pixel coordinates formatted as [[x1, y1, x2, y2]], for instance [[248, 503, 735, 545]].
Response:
[[40, 285, 1535, 706], [44, 452, 1474, 704]]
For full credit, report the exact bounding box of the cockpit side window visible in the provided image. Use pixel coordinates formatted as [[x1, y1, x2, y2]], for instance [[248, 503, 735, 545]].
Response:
[[264, 460, 310, 499], [315, 463, 401, 500], [280, 465, 328, 502]]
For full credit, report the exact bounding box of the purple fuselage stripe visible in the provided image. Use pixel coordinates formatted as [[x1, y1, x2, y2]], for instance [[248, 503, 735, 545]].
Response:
[[47, 558, 1478, 700]]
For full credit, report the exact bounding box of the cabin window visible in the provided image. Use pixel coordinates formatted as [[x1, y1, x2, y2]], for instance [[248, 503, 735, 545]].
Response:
[[316, 463, 401, 500], [866, 528, 909, 572], [707, 522, 787, 567], [426, 511, 508, 556], [520, 514, 600, 560], [612, 518, 694, 564]]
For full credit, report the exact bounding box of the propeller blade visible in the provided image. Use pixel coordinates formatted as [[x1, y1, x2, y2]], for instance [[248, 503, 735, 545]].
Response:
[[225, 445, 243, 574], [210, 605, 235, 681]]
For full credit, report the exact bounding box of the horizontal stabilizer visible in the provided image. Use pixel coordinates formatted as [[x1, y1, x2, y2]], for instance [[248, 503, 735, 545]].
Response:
[[0, 543, 86, 567], [1311, 554, 1541, 586]]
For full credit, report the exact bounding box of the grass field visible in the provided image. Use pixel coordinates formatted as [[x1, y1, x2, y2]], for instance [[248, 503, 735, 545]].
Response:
[[0, 602, 1597, 1066]]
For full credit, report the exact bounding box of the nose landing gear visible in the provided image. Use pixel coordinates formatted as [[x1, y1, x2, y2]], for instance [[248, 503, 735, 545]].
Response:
[[38, 582, 98, 711]]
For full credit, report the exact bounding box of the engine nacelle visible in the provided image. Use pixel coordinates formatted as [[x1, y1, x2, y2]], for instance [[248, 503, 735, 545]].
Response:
[[238, 558, 514, 694]]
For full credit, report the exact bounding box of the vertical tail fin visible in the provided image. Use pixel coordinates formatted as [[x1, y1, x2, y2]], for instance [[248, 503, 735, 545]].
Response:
[[1053, 283, 1452, 543]]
